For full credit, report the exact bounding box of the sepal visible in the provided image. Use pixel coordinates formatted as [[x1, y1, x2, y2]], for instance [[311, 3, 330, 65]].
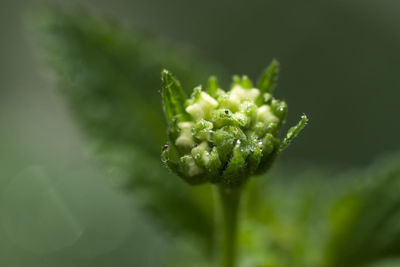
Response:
[[279, 115, 308, 152], [161, 69, 190, 122], [256, 59, 279, 105]]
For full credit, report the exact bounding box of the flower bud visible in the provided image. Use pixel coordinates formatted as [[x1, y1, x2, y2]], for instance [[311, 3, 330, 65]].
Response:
[[161, 61, 308, 187]]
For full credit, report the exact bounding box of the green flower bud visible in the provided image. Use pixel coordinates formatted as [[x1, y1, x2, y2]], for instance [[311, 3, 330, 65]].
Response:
[[161, 61, 308, 187]]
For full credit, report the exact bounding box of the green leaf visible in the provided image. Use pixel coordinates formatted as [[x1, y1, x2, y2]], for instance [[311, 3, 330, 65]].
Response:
[[247, 143, 262, 175], [240, 153, 400, 267], [103, 146, 215, 253], [161, 69, 190, 122], [206, 76, 219, 98], [231, 75, 241, 88], [222, 141, 248, 186], [324, 155, 400, 267], [33, 6, 225, 157], [367, 259, 400, 267], [279, 114, 308, 152], [241, 75, 253, 89], [33, 6, 225, 255], [256, 59, 279, 105]]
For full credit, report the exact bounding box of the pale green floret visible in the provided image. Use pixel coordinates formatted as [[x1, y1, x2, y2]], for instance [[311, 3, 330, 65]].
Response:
[[225, 92, 241, 111], [175, 122, 195, 147], [181, 155, 204, 176], [217, 93, 238, 112], [196, 152, 211, 167], [257, 105, 278, 123], [211, 109, 235, 128], [176, 88, 278, 178], [191, 141, 211, 166], [230, 85, 260, 102], [218, 85, 259, 113], [263, 93, 272, 103], [186, 91, 218, 120], [191, 141, 210, 157], [240, 101, 258, 123], [232, 112, 250, 128], [192, 119, 213, 141], [215, 88, 226, 98]]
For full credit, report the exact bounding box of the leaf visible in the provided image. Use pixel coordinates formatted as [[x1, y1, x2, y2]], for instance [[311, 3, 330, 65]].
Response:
[[161, 70, 190, 122], [33, 6, 225, 157], [32, 6, 226, 254], [240, 153, 400, 267], [102, 146, 215, 252], [256, 59, 279, 105], [324, 154, 400, 267], [206, 76, 219, 98], [279, 114, 308, 152], [241, 75, 253, 89], [367, 258, 400, 267]]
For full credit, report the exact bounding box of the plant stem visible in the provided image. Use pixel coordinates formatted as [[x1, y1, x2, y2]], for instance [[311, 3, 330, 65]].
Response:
[[215, 185, 242, 267]]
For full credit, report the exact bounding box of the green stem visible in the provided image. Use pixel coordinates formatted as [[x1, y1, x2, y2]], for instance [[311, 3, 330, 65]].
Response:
[[215, 185, 242, 267]]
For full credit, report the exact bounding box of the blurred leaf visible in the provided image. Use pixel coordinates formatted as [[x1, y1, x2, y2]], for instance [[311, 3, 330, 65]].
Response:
[[240, 153, 400, 267], [161, 69, 190, 122], [206, 76, 219, 98], [324, 154, 400, 267], [279, 114, 308, 153], [100, 146, 215, 251], [240, 168, 330, 267], [367, 258, 400, 267], [32, 6, 400, 267], [33, 6, 226, 254], [255, 59, 279, 105], [33, 6, 225, 156]]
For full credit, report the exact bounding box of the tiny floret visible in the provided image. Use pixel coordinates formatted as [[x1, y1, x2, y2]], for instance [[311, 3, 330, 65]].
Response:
[[175, 122, 195, 147], [186, 91, 219, 120], [161, 61, 308, 187], [257, 105, 277, 123]]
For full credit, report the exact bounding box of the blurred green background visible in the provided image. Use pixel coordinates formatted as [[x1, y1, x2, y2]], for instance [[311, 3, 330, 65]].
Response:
[[1, 0, 400, 266]]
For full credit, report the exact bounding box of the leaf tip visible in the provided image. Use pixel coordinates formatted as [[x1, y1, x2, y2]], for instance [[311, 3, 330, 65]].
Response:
[[279, 114, 309, 153], [161, 69, 171, 81]]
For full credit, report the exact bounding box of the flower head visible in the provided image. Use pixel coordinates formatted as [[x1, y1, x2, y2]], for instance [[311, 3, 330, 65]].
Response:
[[161, 60, 308, 187]]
